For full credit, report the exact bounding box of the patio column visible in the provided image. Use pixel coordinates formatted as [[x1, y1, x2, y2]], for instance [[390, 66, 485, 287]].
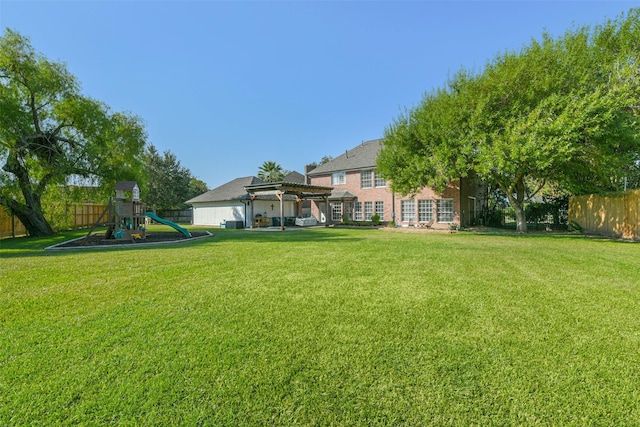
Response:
[[249, 196, 255, 228], [325, 196, 330, 224], [277, 191, 285, 231]]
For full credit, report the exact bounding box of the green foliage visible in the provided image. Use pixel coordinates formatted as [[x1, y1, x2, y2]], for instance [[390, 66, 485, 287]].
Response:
[[257, 160, 284, 182], [525, 197, 569, 225], [307, 155, 334, 168], [0, 29, 147, 236], [378, 10, 640, 232], [189, 177, 209, 197], [371, 214, 381, 225], [144, 144, 207, 210], [3, 229, 640, 424]]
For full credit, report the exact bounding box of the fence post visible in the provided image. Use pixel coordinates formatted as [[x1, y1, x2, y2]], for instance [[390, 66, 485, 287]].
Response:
[[11, 213, 15, 238]]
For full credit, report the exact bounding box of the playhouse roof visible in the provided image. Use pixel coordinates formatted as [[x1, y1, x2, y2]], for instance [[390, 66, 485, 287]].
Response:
[[114, 181, 139, 191]]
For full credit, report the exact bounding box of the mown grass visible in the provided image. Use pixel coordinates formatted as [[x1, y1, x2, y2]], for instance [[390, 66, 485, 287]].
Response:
[[2, 226, 640, 425]]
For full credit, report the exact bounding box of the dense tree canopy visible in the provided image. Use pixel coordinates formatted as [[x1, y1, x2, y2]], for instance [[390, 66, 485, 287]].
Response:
[[144, 144, 208, 211], [378, 10, 640, 232], [0, 29, 147, 236]]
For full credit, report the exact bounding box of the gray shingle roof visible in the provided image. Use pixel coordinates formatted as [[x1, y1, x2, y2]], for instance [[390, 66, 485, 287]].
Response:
[[114, 181, 139, 191], [307, 139, 383, 176], [283, 171, 305, 183], [328, 190, 357, 200], [185, 172, 308, 205], [185, 176, 265, 204]]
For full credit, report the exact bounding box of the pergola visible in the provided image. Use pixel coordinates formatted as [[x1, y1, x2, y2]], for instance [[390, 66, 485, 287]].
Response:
[[244, 181, 333, 230]]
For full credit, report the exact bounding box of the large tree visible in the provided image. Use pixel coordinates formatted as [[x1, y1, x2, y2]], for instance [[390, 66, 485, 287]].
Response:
[[0, 29, 147, 236], [144, 144, 208, 211], [378, 10, 640, 232]]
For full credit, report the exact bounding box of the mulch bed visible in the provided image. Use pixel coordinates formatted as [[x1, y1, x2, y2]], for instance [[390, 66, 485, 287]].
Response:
[[53, 231, 212, 249]]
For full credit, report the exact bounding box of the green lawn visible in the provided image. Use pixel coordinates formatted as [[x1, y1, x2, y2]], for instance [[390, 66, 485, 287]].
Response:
[[2, 226, 640, 425]]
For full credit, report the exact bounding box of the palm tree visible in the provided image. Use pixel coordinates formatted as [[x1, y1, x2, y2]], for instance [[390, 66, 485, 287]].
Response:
[[258, 161, 284, 182]]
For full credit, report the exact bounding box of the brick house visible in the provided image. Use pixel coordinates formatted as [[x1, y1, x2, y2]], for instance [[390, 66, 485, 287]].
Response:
[[306, 139, 485, 228]]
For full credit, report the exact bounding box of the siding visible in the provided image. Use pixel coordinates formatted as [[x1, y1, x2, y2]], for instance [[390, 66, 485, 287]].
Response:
[[192, 202, 246, 227]]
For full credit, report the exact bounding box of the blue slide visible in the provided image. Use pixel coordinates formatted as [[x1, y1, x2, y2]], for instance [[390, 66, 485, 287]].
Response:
[[145, 212, 192, 238]]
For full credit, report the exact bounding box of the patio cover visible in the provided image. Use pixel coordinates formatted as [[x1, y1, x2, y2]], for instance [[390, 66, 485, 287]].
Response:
[[245, 181, 333, 230]]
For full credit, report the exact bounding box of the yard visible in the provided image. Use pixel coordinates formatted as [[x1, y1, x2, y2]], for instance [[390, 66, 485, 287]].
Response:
[[2, 226, 640, 425]]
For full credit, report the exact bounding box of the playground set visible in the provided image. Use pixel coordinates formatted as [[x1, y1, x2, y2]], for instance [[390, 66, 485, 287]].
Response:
[[86, 181, 191, 242]]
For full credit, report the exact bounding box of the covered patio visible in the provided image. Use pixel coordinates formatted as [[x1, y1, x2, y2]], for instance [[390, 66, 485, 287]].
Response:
[[244, 181, 333, 230]]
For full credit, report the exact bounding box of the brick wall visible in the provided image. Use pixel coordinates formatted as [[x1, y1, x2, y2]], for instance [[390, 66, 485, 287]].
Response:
[[308, 170, 472, 227]]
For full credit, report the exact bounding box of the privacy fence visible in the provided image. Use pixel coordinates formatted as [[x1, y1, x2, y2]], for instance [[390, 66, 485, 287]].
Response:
[[0, 204, 108, 239], [569, 190, 640, 240], [0, 207, 27, 239]]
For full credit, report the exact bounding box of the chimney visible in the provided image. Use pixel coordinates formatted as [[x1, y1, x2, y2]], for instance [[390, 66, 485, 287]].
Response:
[[305, 164, 317, 184]]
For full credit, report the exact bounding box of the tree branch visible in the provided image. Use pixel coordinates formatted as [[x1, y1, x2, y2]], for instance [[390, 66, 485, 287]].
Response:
[[29, 91, 42, 135], [527, 179, 546, 200]]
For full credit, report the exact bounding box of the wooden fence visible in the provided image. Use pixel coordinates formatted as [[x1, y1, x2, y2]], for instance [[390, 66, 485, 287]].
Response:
[[569, 190, 640, 240], [72, 204, 109, 229], [0, 206, 27, 239], [0, 203, 108, 239]]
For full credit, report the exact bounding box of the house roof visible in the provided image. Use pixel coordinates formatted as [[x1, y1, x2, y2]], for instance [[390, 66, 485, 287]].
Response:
[[185, 176, 266, 204], [307, 139, 383, 176], [283, 171, 305, 183], [186, 172, 312, 205]]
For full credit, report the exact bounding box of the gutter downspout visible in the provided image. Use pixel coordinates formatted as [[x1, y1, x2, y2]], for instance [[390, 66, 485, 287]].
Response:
[[391, 191, 396, 225]]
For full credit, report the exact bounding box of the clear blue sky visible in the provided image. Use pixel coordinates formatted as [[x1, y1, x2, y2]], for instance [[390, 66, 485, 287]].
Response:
[[1, 1, 636, 189]]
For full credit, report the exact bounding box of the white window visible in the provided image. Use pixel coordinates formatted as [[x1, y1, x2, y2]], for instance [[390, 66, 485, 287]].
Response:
[[374, 171, 386, 188], [354, 202, 362, 221], [361, 170, 372, 189], [418, 199, 434, 222], [332, 171, 346, 185], [401, 200, 416, 222], [375, 201, 384, 220], [331, 203, 342, 222], [364, 201, 373, 221], [437, 199, 455, 222]]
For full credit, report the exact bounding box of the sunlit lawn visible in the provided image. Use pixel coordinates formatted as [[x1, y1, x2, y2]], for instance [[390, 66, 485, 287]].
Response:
[[2, 226, 640, 425]]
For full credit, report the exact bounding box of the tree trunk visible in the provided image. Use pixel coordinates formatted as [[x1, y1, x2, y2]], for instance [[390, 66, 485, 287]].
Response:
[[510, 198, 528, 233], [506, 177, 528, 233], [2, 174, 55, 237], [6, 197, 55, 237], [3, 151, 56, 237]]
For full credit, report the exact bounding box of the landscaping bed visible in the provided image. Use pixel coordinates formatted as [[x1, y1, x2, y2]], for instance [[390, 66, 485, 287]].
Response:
[[51, 230, 212, 248]]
